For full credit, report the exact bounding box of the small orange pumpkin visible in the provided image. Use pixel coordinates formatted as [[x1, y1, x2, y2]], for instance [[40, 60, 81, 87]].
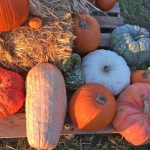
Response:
[[95, 0, 117, 11], [0, 0, 29, 32], [73, 14, 100, 55], [29, 17, 42, 29], [131, 68, 150, 84], [69, 83, 116, 131]]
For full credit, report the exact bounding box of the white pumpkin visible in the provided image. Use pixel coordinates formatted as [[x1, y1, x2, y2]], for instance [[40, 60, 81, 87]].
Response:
[[82, 50, 131, 95]]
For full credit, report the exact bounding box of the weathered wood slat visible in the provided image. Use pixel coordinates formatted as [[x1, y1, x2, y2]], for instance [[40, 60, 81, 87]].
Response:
[[0, 113, 26, 138], [0, 113, 117, 138], [94, 16, 124, 29], [90, 2, 121, 15], [62, 125, 117, 135], [101, 33, 111, 47]]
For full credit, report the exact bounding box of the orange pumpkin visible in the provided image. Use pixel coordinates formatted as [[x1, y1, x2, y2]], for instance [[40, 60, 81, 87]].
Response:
[[73, 14, 100, 55], [131, 68, 150, 84], [29, 17, 43, 29], [95, 0, 117, 11], [0, 67, 25, 119], [113, 83, 150, 145], [0, 0, 29, 32], [69, 83, 116, 131]]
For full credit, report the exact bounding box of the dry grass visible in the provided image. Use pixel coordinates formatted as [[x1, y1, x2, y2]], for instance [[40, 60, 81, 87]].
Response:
[[0, 0, 74, 73], [0, 0, 91, 74], [119, 0, 150, 32]]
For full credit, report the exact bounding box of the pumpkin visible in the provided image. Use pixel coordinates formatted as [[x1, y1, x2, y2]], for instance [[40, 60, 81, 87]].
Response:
[[69, 83, 116, 131], [95, 0, 117, 11], [26, 63, 67, 150], [113, 83, 150, 145], [73, 14, 100, 55], [82, 50, 131, 95], [131, 68, 150, 84], [110, 24, 150, 69], [0, 0, 29, 32], [0, 67, 25, 119], [29, 17, 42, 29], [59, 53, 85, 91]]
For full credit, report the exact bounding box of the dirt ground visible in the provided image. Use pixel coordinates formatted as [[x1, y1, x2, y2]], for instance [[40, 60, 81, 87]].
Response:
[[0, 0, 150, 149]]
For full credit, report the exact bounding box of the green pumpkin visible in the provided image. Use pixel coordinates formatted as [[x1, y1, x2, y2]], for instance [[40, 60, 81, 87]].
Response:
[[59, 53, 85, 91], [110, 24, 150, 69]]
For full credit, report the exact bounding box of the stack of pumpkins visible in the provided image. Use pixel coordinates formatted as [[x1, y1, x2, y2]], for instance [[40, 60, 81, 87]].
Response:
[[68, 0, 150, 146], [1, 0, 150, 150]]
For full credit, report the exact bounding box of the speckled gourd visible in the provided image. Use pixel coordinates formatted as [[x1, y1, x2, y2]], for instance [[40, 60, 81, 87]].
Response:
[[59, 53, 85, 91], [110, 24, 150, 69], [26, 63, 67, 150]]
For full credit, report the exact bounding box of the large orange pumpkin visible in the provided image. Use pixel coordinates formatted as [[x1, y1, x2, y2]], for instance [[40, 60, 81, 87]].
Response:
[[131, 68, 150, 84], [113, 83, 150, 145], [73, 14, 100, 55], [95, 0, 117, 11], [0, 67, 25, 119], [69, 83, 116, 131], [0, 0, 29, 32]]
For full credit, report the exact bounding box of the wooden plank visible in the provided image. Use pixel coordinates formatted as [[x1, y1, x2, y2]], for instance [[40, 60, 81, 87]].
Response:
[[62, 124, 117, 135], [94, 16, 124, 29], [101, 33, 111, 47], [0, 113, 26, 138], [89, 2, 121, 15], [0, 113, 117, 138]]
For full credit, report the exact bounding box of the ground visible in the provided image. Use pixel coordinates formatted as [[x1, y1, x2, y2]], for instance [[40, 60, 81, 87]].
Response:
[[0, 0, 150, 149]]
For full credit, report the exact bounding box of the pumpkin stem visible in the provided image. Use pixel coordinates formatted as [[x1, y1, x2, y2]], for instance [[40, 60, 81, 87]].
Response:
[[103, 66, 111, 73], [96, 95, 106, 105], [79, 20, 88, 29], [143, 68, 150, 78], [141, 94, 149, 114]]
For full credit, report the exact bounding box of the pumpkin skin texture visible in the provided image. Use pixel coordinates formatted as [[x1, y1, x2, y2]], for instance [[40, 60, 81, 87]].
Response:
[[113, 83, 150, 146], [131, 68, 150, 84], [110, 24, 150, 69], [26, 63, 67, 150], [82, 50, 131, 95], [59, 53, 85, 91], [0, 0, 29, 32], [73, 14, 100, 55], [95, 0, 117, 11], [29, 17, 42, 29], [69, 83, 116, 131], [0, 67, 25, 119]]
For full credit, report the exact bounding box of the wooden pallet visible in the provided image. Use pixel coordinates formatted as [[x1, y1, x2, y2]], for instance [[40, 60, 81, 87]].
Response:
[[90, 2, 124, 48], [0, 2, 123, 138]]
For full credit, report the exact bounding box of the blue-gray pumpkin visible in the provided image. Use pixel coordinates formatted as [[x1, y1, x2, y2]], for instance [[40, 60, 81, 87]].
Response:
[[110, 24, 150, 69]]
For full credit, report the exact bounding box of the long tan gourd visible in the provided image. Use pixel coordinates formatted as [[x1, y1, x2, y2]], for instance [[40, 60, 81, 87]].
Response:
[[26, 63, 67, 150]]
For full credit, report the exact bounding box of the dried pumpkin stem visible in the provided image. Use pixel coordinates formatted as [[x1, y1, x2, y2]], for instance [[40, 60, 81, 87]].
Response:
[[143, 69, 150, 78], [96, 95, 106, 105], [79, 20, 88, 29], [103, 66, 111, 73], [141, 94, 149, 114]]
